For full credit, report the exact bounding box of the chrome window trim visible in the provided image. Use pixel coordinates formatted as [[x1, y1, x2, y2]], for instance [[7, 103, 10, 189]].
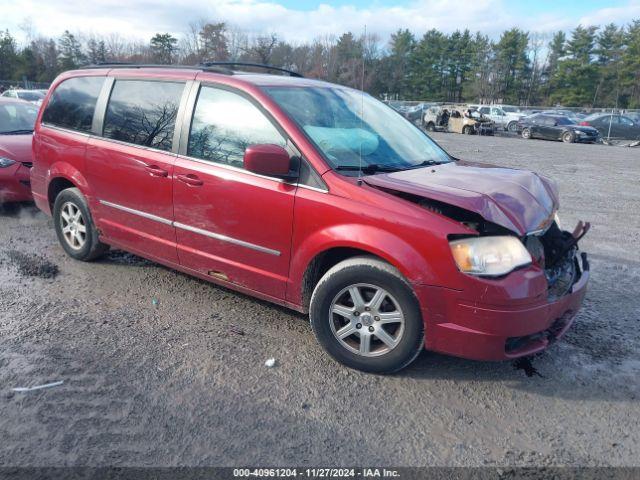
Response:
[[296, 183, 329, 194], [92, 135, 179, 157], [176, 153, 287, 183], [41, 123, 92, 138], [99, 200, 280, 256]]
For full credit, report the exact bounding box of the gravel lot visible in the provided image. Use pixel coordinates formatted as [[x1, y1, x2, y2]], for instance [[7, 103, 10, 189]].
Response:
[[1, 134, 639, 467]]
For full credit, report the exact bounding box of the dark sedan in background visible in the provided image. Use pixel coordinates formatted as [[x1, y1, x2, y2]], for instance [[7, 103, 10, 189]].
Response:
[[519, 114, 600, 143], [579, 113, 640, 140]]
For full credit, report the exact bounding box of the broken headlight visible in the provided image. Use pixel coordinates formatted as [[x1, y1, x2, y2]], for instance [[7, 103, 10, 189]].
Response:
[[449, 236, 532, 276]]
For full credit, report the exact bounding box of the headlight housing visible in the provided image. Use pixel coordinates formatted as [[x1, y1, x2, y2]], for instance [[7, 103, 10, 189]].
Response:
[[0, 157, 16, 168], [449, 236, 532, 276]]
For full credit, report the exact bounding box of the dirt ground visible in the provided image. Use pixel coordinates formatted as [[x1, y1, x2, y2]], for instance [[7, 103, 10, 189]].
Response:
[[0, 134, 639, 467]]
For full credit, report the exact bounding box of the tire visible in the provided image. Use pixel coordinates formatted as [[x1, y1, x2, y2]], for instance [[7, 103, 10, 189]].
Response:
[[309, 256, 424, 374], [522, 127, 532, 139], [53, 187, 109, 261], [425, 122, 435, 132], [562, 131, 575, 143], [462, 125, 473, 135], [507, 121, 518, 133]]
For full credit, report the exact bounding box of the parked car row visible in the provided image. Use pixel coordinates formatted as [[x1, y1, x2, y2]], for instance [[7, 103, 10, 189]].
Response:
[[517, 112, 640, 143], [0, 64, 590, 373]]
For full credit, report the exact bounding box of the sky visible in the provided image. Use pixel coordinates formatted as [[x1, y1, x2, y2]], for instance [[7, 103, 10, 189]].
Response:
[[3, 0, 640, 45]]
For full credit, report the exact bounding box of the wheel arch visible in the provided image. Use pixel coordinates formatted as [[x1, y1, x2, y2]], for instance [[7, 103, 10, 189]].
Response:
[[289, 225, 435, 312], [46, 162, 93, 210]]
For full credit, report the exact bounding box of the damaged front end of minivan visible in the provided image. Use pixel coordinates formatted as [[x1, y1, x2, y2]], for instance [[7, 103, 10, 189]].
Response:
[[364, 161, 590, 360]]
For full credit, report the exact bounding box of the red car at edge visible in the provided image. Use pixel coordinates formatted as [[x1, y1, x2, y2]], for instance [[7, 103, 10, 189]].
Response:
[[30, 65, 589, 373], [0, 97, 38, 203]]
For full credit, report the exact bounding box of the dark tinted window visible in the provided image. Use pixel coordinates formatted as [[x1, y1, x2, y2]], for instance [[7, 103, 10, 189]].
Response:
[[42, 76, 105, 132], [103, 80, 184, 151], [188, 86, 286, 168]]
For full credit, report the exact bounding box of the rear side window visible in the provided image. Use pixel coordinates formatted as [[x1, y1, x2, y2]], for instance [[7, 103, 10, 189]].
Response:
[[42, 76, 105, 132], [187, 86, 286, 168], [103, 80, 184, 152]]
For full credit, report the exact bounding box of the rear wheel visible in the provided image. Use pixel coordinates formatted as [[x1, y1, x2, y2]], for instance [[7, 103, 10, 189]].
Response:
[[507, 121, 518, 132], [53, 188, 109, 261], [425, 122, 435, 132], [310, 256, 424, 373]]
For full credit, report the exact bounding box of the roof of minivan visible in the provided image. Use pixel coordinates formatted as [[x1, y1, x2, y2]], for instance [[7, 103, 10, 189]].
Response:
[[229, 72, 337, 88], [74, 66, 342, 90]]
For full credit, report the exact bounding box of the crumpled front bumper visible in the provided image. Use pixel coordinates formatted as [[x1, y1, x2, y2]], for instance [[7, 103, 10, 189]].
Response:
[[415, 252, 590, 361], [0, 162, 32, 203]]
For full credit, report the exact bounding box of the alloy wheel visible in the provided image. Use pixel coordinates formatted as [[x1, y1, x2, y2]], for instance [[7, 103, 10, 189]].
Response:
[[329, 283, 405, 357], [60, 201, 87, 250]]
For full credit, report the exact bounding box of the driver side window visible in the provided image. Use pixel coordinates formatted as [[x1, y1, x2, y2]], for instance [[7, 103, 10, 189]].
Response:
[[187, 86, 286, 169]]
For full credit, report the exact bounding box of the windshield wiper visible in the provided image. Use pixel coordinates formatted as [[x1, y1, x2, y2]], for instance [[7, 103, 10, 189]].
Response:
[[334, 164, 402, 174], [0, 129, 34, 135], [404, 159, 447, 169]]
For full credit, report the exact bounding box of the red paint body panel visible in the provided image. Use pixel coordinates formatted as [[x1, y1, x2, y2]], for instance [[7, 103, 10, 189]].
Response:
[[31, 67, 591, 363], [172, 157, 296, 298], [85, 137, 179, 263], [0, 131, 33, 203]]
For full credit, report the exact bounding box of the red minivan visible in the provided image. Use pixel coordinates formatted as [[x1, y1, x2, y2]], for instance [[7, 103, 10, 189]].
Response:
[[31, 64, 589, 373]]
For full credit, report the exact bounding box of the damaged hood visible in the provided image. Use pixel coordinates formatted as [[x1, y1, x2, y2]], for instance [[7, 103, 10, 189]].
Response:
[[364, 161, 559, 235]]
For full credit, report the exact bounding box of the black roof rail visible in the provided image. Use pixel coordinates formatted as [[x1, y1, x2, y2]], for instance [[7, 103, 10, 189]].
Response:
[[80, 63, 234, 75], [199, 62, 303, 78]]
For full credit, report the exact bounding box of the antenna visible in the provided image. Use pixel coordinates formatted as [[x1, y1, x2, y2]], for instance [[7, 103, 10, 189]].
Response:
[[357, 24, 366, 186]]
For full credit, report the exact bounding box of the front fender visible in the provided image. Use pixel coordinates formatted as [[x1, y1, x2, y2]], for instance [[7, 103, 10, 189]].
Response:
[[286, 223, 439, 307]]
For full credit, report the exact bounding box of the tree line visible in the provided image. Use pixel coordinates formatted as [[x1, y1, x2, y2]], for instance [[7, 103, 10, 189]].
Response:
[[1, 19, 639, 108]]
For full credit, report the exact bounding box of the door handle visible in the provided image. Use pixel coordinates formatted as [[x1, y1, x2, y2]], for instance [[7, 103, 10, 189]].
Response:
[[176, 173, 203, 187], [145, 164, 169, 177]]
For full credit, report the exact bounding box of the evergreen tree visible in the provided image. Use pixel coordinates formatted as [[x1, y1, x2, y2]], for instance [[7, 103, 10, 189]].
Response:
[[552, 26, 599, 106], [493, 28, 530, 103], [58, 30, 85, 70], [150, 33, 178, 64], [0, 30, 19, 80]]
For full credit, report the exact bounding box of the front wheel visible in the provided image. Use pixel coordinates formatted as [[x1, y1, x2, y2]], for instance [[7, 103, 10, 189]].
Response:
[[562, 131, 575, 143], [522, 127, 532, 139], [425, 122, 435, 132], [462, 125, 473, 135], [310, 256, 424, 373], [53, 187, 109, 261]]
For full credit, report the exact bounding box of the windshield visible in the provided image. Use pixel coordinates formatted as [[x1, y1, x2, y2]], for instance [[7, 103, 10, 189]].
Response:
[[0, 102, 39, 133], [17, 91, 44, 102], [264, 86, 451, 174]]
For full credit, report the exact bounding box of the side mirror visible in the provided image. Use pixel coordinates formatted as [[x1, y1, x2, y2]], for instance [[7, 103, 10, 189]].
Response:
[[244, 144, 293, 179]]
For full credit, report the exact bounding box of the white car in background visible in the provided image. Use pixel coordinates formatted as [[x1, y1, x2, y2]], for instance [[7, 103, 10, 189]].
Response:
[[471, 104, 523, 132], [1, 89, 45, 106]]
